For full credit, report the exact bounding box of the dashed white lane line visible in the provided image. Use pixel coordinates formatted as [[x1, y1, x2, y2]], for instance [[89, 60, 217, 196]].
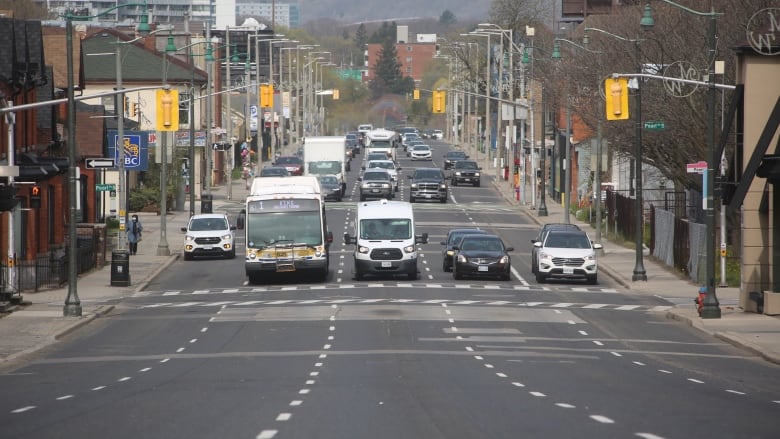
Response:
[[91, 386, 106, 391], [201, 327, 209, 333], [578, 330, 589, 336], [687, 378, 705, 384], [56, 395, 74, 401], [275, 413, 292, 421], [632, 361, 646, 366], [160, 358, 170, 363], [176, 347, 186, 353], [555, 403, 576, 409], [592, 340, 604, 346], [610, 352, 623, 357], [529, 391, 546, 397], [117, 377, 132, 382], [11, 406, 36, 414], [189, 339, 198, 344], [140, 367, 152, 372], [256, 430, 278, 439], [512, 382, 525, 387], [658, 369, 672, 374], [290, 400, 303, 406], [590, 415, 615, 424], [636, 433, 666, 439], [299, 389, 310, 395], [725, 390, 746, 395]]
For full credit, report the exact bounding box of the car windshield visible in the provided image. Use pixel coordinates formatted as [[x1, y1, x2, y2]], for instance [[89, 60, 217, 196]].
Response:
[[456, 161, 477, 169], [367, 154, 387, 161], [369, 161, 394, 170], [461, 237, 503, 252], [447, 152, 467, 159], [360, 219, 411, 240], [544, 233, 592, 249], [276, 157, 301, 165], [363, 171, 389, 181], [319, 176, 338, 185], [189, 217, 228, 231], [413, 145, 430, 151], [261, 168, 287, 176], [415, 170, 443, 180], [448, 231, 486, 245]]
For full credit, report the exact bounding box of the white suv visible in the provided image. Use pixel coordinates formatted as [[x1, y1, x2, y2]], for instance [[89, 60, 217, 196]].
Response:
[[181, 213, 237, 260], [534, 230, 602, 284]]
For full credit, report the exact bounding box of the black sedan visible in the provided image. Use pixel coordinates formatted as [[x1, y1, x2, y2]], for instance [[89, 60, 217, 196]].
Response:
[[440, 228, 489, 272], [452, 234, 513, 281], [318, 175, 343, 201], [443, 150, 468, 170]]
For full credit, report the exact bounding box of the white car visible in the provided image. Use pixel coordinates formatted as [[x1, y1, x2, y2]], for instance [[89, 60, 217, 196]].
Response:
[[534, 230, 602, 284], [409, 144, 433, 160], [432, 129, 443, 139], [365, 159, 401, 192], [181, 213, 237, 260]]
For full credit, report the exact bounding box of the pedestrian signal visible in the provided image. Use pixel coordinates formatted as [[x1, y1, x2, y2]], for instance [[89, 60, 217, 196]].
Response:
[[31, 185, 41, 209], [604, 78, 629, 120]]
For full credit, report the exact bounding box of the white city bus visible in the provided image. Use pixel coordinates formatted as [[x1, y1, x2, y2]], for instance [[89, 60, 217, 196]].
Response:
[[244, 176, 332, 283]]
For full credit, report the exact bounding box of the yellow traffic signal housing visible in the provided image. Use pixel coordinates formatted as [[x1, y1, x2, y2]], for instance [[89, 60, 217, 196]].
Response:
[[156, 89, 179, 131], [413, 89, 420, 100], [604, 78, 629, 120], [432, 90, 446, 113], [130, 102, 136, 117], [333, 89, 340, 100], [260, 84, 274, 107]]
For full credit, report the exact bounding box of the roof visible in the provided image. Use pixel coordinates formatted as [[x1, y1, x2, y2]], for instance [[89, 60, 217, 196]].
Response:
[[81, 29, 207, 85], [249, 175, 321, 196], [357, 200, 413, 218]]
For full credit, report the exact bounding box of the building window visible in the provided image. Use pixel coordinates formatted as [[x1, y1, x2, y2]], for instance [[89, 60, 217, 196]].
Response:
[[406, 67, 412, 74], [406, 56, 412, 63], [179, 92, 190, 125], [406, 46, 413, 52]]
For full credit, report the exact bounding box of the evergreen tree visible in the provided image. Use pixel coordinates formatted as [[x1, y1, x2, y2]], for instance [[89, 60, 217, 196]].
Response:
[[370, 37, 404, 98], [439, 10, 457, 25], [353, 23, 368, 50]]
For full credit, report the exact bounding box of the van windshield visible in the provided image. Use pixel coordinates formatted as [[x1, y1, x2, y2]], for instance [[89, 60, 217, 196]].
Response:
[[360, 219, 411, 240]]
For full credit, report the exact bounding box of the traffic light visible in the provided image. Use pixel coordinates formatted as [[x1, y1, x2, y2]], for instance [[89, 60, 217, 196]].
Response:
[[260, 84, 274, 107], [30, 185, 41, 209], [332, 89, 340, 100], [0, 185, 18, 212], [432, 90, 446, 113], [130, 102, 136, 117], [156, 89, 179, 131], [604, 78, 629, 120], [413, 89, 420, 100]]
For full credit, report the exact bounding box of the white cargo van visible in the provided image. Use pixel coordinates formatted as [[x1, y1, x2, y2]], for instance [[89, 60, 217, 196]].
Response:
[[344, 199, 428, 280]]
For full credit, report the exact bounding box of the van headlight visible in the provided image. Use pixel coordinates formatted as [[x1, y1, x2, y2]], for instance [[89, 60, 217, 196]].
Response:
[[358, 246, 369, 254], [403, 245, 415, 253]]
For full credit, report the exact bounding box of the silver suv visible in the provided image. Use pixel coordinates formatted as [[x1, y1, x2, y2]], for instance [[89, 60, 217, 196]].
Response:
[[181, 213, 237, 260], [533, 230, 602, 284]]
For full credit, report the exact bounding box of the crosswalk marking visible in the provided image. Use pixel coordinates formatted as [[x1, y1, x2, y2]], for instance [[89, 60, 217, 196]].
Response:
[[141, 298, 672, 313]]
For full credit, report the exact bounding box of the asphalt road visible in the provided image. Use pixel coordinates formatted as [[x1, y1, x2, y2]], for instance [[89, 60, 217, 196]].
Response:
[[1, 143, 779, 438]]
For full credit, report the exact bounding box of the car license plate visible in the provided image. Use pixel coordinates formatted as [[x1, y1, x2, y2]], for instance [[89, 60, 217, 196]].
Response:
[[478, 265, 489, 272], [563, 267, 574, 274], [381, 261, 392, 267], [203, 246, 212, 250], [371, 189, 379, 193], [425, 194, 432, 198]]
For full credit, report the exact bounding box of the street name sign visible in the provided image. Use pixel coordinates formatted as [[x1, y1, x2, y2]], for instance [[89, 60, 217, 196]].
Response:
[[643, 121, 666, 131], [86, 158, 116, 169], [95, 184, 116, 192], [686, 160, 707, 174]]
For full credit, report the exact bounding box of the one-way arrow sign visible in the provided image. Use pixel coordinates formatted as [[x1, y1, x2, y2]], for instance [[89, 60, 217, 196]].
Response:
[[85, 158, 116, 169]]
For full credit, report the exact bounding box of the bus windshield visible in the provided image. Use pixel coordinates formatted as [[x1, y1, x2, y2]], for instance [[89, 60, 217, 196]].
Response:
[[247, 211, 323, 248]]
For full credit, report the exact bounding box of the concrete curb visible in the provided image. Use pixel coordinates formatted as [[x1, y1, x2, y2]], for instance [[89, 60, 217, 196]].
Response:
[[133, 253, 180, 293], [54, 305, 116, 341]]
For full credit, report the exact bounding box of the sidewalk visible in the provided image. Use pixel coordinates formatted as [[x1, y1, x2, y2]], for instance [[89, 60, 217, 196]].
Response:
[[488, 168, 780, 365], [1, 170, 778, 368]]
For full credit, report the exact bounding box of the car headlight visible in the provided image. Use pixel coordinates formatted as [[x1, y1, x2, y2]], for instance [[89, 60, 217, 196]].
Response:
[[358, 246, 369, 254], [499, 255, 510, 264], [446, 250, 455, 256], [381, 183, 390, 188], [474, 172, 480, 177], [455, 172, 462, 176], [361, 183, 370, 189], [403, 245, 415, 253], [411, 183, 418, 189], [439, 184, 448, 190], [584, 253, 595, 261], [539, 251, 552, 259], [457, 254, 468, 263], [185, 235, 195, 242], [221, 234, 232, 241]]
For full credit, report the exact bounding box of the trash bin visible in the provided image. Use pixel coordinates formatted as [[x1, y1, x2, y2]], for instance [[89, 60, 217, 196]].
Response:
[[201, 194, 213, 213], [110, 250, 130, 287]]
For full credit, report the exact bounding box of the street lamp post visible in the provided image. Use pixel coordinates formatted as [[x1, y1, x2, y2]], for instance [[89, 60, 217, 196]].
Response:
[[521, 42, 549, 216], [551, 41, 573, 224], [63, 3, 150, 316], [156, 33, 177, 257], [584, 26, 650, 281], [642, 0, 722, 318], [463, 32, 491, 173]]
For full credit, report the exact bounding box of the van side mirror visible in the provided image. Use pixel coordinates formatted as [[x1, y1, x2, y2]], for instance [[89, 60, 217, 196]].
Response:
[[327, 231, 334, 244], [343, 233, 351, 245], [415, 232, 428, 244]]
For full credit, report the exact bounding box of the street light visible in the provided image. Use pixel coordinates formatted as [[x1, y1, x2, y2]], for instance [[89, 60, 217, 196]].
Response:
[[642, 0, 723, 318], [155, 31, 179, 257], [463, 32, 492, 173], [63, 3, 150, 317], [553, 37, 606, 247], [551, 40, 573, 224], [584, 26, 650, 281]]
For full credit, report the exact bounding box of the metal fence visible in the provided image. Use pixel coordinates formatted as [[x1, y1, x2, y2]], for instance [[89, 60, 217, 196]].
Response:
[[649, 206, 706, 283], [0, 227, 104, 297]]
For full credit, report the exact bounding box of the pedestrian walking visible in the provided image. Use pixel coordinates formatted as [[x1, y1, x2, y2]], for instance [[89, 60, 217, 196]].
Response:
[[127, 214, 143, 255]]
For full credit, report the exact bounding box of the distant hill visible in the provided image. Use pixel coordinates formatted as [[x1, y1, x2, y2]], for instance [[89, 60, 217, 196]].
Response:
[[297, 0, 493, 25]]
